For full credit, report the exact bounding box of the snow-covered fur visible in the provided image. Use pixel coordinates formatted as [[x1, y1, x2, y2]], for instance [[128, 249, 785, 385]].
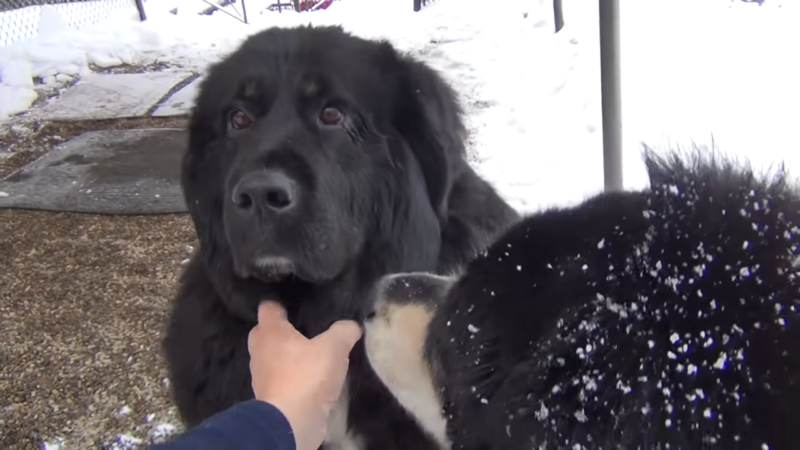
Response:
[[363, 149, 800, 450]]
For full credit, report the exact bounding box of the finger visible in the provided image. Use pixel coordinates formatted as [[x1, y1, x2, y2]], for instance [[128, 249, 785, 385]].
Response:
[[255, 301, 309, 345], [314, 320, 363, 355], [257, 301, 288, 325], [247, 326, 260, 358]]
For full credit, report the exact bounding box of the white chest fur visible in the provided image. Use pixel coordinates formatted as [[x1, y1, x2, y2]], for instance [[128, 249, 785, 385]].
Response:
[[324, 386, 364, 450]]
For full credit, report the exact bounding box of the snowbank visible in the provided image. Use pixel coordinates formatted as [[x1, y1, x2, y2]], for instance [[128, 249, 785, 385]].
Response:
[[0, 4, 157, 118], [0, 0, 549, 121]]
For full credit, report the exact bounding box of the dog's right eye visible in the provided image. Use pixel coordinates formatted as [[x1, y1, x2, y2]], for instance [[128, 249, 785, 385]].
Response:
[[229, 110, 253, 130], [319, 106, 344, 126]]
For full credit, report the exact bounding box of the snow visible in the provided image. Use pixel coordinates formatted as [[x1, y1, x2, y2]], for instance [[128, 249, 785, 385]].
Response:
[[32, 70, 193, 120], [0, 3, 796, 441], [620, 0, 800, 196], [151, 422, 178, 442], [42, 437, 65, 450], [2, 0, 799, 213], [108, 434, 143, 449], [151, 75, 203, 116]]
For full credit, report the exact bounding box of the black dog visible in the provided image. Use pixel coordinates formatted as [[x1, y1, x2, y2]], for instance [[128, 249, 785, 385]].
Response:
[[162, 25, 520, 449], [364, 149, 800, 449]]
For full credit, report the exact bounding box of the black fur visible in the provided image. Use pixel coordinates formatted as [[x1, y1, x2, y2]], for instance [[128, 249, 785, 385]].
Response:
[[162, 24, 519, 450], [420, 150, 800, 449]]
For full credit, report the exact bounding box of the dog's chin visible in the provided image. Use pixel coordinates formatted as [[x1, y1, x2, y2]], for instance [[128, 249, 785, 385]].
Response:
[[251, 256, 296, 282], [233, 251, 341, 284]]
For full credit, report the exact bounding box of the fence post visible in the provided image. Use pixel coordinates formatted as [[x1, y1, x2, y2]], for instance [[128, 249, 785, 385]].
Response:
[[599, 0, 623, 191], [135, 0, 147, 21], [554, 0, 564, 33]]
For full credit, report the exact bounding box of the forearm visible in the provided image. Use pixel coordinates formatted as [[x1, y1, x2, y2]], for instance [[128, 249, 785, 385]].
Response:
[[153, 400, 296, 450]]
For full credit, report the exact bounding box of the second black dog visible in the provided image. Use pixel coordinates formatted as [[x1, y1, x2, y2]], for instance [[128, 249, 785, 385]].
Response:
[[365, 149, 800, 449]]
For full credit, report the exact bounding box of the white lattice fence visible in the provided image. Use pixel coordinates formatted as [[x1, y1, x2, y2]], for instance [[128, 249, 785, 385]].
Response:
[[0, 0, 140, 47]]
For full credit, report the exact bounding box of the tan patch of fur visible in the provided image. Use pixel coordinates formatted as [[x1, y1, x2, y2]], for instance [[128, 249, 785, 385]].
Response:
[[364, 299, 450, 449], [302, 80, 319, 97]]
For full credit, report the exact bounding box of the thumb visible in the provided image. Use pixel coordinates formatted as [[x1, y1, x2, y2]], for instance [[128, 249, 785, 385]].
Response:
[[257, 301, 288, 323], [314, 320, 363, 355]]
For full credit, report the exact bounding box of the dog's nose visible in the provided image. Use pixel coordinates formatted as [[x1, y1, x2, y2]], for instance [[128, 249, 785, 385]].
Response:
[[362, 288, 380, 322], [232, 171, 295, 213], [362, 306, 376, 322]]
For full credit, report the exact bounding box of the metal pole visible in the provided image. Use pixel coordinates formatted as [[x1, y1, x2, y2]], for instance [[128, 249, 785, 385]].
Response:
[[599, 0, 623, 191], [554, 0, 564, 33], [134, 0, 147, 21]]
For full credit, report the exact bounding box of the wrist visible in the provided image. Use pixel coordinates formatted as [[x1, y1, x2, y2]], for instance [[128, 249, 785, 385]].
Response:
[[260, 396, 301, 436]]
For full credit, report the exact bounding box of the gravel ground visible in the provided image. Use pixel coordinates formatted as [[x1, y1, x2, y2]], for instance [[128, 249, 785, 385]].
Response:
[[1, 114, 195, 448], [0, 210, 196, 449]]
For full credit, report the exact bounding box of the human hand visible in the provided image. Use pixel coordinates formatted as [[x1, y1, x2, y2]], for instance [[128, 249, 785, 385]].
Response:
[[248, 301, 363, 450]]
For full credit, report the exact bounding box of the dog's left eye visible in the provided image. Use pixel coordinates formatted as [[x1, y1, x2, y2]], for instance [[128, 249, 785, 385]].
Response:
[[319, 106, 343, 125]]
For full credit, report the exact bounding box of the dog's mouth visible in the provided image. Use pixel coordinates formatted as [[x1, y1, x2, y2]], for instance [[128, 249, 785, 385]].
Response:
[[232, 253, 296, 282], [251, 255, 296, 282]]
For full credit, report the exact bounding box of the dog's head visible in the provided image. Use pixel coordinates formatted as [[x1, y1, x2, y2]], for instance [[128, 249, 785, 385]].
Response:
[[363, 272, 455, 354], [182, 26, 467, 286]]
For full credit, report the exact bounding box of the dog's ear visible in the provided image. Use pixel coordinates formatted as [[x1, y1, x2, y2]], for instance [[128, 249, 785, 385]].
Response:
[[385, 44, 468, 222]]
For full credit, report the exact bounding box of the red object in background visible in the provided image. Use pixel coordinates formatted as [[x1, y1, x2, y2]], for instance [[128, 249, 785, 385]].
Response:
[[299, 0, 333, 10]]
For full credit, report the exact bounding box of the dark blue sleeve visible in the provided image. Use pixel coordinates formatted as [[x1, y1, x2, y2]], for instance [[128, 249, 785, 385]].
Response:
[[152, 400, 296, 450]]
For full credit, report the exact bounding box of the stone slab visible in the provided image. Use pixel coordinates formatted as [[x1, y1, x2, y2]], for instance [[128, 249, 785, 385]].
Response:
[[152, 76, 203, 117], [34, 71, 193, 121], [0, 128, 188, 215]]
